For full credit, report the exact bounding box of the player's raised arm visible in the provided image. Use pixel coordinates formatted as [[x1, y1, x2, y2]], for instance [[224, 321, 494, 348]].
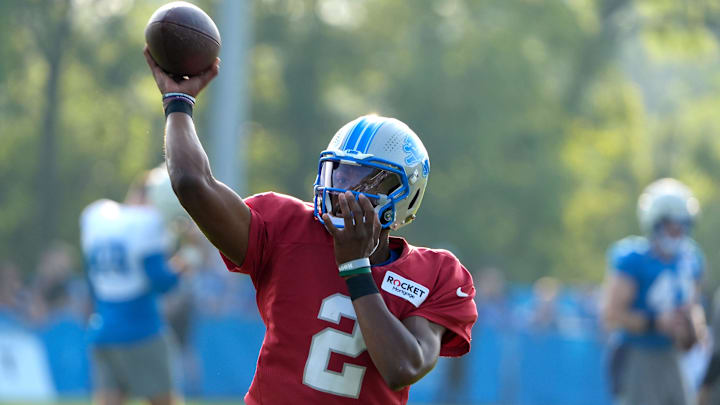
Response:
[[144, 47, 251, 267]]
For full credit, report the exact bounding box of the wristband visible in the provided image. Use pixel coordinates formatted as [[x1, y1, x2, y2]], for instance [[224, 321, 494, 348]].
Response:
[[345, 273, 379, 301], [338, 257, 371, 278], [340, 266, 371, 278], [162, 92, 196, 105], [164, 98, 193, 118]]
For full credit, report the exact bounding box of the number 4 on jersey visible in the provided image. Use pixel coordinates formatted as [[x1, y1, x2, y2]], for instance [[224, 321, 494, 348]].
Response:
[[303, 293, 367, 398]]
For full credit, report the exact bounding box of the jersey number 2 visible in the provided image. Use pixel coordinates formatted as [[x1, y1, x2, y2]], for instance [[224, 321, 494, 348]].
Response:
[[303, 293, 367, 398]]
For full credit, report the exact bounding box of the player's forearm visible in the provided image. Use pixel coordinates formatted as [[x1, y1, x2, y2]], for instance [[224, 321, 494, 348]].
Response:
[[352, 295, 431, 390], [603, 308, 649, 333], [165, 112, 214, 197], [690, 302, 707, 341]]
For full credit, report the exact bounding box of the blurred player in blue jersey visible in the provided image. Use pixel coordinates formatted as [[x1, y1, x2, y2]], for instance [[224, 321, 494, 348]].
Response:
[[80, 170, 185, 405], [602, 178, 706, 405]]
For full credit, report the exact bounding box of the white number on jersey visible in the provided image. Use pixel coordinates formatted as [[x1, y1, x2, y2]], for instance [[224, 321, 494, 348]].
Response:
[[86, 240, 148, 302], [87, 240, 128, 277], [647, 271, 676, 312], [302, 293, 367, 398]]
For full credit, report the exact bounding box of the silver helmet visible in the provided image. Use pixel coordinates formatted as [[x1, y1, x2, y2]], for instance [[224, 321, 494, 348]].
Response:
[[313, 115, 430, 230], [637, 178, 699, 235]]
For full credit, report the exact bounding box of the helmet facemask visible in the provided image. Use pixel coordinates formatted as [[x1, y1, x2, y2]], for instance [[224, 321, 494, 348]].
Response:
[[314, 154, 406, 229], [652, 218, 692, 257]]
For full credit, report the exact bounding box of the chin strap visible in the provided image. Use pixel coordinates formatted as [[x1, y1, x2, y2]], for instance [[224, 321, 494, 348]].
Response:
[[369, 237, 380, 256]]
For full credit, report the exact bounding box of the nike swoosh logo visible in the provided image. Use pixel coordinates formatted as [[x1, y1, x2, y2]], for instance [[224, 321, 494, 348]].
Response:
[[456, 287, 469, 298]]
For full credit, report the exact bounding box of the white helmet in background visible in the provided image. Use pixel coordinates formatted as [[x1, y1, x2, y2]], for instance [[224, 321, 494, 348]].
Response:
[[313, 115, 430, 230], [146, 164, 187, 223], [637, 178, 699, 235]]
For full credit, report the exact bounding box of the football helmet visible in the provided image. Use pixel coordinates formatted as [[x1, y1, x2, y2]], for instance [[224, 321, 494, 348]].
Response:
[[146, 164, 187, 223], [637, 178, 699, 235], [313, 115, 430, 230]]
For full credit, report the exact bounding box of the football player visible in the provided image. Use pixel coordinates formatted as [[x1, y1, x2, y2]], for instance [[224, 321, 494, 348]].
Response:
[[144, 48, 477, 404], [602, 178, 706, 405], [80, 170, 184, 405]]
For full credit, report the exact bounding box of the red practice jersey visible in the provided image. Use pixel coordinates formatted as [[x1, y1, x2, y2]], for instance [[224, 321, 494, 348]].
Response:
[[220, 192, 477, 405]]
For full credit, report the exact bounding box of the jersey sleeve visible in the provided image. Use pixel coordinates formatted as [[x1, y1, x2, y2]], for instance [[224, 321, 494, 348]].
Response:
[[691, 243, 706, 281], [405, 255, 478, 357], [607, 238, 641, 279], [219, 193, 272, 280], [143, 253, 179, 294]]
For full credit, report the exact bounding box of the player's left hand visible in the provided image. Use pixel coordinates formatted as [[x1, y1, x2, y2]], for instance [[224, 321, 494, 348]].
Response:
[[322, 191, 381, 267], [659, 308, 698, 350]]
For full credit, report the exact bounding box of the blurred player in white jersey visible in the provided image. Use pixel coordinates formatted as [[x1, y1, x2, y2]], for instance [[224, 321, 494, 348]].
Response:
[[80, 170, 185, 405]]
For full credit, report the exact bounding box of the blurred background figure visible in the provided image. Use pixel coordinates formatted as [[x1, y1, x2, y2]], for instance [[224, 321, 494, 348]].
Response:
[[602, 178, 705, 405], [526, 276, 563, 332], [475, 268, 511, 329], [80, 170, 187, 405], [514, 276, 590, 337], [0, 261, 28, 326], [28, 241, 90, 324]]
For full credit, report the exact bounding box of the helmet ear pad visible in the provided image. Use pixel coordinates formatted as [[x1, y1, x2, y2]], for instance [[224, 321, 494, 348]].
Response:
[[379, 205, 395, 227]]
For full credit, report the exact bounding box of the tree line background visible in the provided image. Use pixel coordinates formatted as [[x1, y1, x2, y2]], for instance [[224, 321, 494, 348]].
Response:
[[3, 0, 720, 286]]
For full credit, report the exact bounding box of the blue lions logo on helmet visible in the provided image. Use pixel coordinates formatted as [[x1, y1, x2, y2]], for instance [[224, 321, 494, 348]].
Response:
[[403, 136, 422, 166], [422, 159, 430, 178]]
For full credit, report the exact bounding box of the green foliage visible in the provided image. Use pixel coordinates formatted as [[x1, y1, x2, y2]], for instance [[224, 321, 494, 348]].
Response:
[[3, 0, 720, 285]]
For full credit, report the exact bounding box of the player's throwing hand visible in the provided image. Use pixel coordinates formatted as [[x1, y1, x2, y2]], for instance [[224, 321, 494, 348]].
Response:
[[144, 45, 219, 98], [322, 192, 381, 268]]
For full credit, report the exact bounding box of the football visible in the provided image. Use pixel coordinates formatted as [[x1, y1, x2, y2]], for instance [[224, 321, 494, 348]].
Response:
[[145, 1, 221, 76]]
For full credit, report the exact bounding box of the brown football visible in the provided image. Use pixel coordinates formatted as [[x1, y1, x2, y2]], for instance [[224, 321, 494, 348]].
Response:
[[145, 1, 221, 76]]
